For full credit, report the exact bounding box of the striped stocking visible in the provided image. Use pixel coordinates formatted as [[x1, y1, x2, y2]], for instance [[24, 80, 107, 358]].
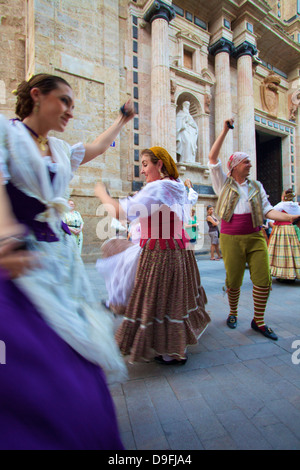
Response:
[[252, 285, 270, 327], [227, 288, 240, 317]]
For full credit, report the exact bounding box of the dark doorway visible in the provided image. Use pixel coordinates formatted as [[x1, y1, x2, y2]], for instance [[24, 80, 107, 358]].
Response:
[[256, 131, 282, 206]]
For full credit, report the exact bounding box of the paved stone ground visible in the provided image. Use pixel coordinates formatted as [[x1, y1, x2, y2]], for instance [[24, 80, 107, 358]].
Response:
[[85, 255, 300, 451]]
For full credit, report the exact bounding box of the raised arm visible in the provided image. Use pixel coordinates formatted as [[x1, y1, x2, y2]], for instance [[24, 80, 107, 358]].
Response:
[[208, 119, 234, 164], [82, 100, 135, 164], [94, 182, 126, 220]]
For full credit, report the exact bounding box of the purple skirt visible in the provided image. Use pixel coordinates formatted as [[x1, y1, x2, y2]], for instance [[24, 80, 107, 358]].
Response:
[[0, 275, 124, 450]]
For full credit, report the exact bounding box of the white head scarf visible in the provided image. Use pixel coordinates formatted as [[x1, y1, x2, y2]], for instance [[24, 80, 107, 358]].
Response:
[[227, 152, 249, 176]]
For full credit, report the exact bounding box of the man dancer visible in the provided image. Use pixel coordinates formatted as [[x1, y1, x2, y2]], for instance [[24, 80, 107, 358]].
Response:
[[208, 119, 299, 340]]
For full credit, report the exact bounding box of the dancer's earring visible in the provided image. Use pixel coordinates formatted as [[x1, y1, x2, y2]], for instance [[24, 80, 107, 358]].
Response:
[[159, 169, 165, 179], [34, 102, 40, 114]]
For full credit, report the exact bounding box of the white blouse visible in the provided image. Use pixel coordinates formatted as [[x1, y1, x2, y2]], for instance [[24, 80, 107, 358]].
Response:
[[119, 178, 199, 223], [0, 115, 85, 234]]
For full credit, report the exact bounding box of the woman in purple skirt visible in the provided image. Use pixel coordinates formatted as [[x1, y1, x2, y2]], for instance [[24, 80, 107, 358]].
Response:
[[0, 73, 134, 449]]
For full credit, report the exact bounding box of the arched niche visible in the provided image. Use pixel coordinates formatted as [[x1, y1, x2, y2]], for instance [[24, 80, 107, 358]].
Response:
[[176, 92, 203, 163]]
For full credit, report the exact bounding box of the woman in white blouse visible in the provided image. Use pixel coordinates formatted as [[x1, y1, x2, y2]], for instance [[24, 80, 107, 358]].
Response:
[[95, 146, 210, 366], [0, 73, 134, 449]]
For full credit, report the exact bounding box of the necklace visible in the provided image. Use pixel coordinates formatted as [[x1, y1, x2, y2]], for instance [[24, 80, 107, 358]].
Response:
[[22, 122, 49, 151]]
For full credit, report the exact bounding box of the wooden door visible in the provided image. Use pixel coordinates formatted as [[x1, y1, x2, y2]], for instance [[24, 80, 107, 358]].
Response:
[[256, 133, 282, 206]]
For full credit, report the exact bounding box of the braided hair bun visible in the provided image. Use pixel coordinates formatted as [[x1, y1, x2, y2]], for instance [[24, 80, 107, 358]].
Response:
[[14, 73, 71, 120]]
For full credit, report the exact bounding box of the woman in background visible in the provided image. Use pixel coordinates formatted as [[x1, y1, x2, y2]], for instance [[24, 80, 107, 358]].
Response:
[[206, 205, 221, 260], [64, 200, 84, 253], [184, 207, 198, 246], [268, 188, 300, 282]]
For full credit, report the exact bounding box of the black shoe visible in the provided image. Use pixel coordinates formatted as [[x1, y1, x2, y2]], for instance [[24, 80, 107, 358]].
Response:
[[227, 315, 237, 329], [276, 278, 295, 284], [251, 319, 278, 340], [154, 355, 187, 366]]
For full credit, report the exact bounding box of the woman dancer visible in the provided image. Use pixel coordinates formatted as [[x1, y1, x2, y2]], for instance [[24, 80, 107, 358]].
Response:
[[95, 147, 210, 365], [0, 73, 134, 449], [268, 188, 300, 281]]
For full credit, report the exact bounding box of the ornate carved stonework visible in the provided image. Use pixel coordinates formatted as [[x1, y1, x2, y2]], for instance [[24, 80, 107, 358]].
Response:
[[260, 72, 281, 117], [208, 38, 234, 56], [143, 0, 176, 24], [204, 93, 211, 114], [176, 30, 203, 46], [289, 89, 300, 121], [170, 79, 177, 103], [233, 41, 257, 60]]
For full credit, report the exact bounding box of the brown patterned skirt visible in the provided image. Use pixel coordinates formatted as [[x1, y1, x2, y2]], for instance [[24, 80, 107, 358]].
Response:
[[115, 240, 210, 363]]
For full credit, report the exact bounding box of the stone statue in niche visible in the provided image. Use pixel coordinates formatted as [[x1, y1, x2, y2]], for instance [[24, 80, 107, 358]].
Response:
[[176, 101, 198, 163], [260, 72, 281, 117], [289, 89, 300, 121]]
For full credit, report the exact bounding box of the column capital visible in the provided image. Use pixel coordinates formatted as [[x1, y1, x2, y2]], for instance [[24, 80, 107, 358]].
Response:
[[233, 41, 257, 60], [208, 38, 234, 56], [144, 0, 176, 24]]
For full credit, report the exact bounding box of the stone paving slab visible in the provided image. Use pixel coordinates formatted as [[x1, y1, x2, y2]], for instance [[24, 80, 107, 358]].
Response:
[[85, 255, 300, 450]]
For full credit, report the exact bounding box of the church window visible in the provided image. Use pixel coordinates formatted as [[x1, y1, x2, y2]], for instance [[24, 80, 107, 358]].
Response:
[[185, 11, 193, 22], [173, 4, 184, 17], [183, 49, 193, 69], [194, 16, 207, 30]]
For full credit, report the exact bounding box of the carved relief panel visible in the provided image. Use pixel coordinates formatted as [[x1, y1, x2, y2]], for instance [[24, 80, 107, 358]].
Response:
[[260, 72, 281, 117]]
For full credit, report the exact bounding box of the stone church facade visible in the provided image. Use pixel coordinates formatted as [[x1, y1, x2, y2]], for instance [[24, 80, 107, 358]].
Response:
[[0, 0, 299, 260]]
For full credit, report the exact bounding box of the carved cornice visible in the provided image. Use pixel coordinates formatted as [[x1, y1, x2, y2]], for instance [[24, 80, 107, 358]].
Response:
[[144, 0, 176, 24], [208, 38, 234, 56]]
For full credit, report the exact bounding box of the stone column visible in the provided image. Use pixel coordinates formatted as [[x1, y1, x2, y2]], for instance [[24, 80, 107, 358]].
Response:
[[234, 42, 257, 177], [144, 1, 175, 149], [209, 39, 234, 168]]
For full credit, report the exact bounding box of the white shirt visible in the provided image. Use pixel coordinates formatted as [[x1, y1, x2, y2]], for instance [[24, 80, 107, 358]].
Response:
[[208, 160, 273, 217]]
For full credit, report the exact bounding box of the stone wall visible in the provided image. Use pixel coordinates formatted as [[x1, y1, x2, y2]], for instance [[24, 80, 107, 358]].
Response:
[[0, 0, 26, 118], [31, 0, 134, 261]]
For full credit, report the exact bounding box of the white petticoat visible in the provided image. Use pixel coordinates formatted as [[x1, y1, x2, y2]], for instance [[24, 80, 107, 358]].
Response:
[[96, 242, 141, 308]]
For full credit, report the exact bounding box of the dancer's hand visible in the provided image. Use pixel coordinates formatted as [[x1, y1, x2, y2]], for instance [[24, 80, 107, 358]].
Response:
[[225, 118, 234, 131], [120, 99, 135, 123], [0, 238, 37, 279]]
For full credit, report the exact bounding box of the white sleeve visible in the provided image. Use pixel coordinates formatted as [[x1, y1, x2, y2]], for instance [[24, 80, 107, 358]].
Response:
[[207, 160, 227, 195], [119, 182, 160, 222], [0, 149, 10, 183], [70, 142, 85, 173], [187, 187, 198, 205], [259, 183, 274, 216], [0, 116, 10, 183]]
